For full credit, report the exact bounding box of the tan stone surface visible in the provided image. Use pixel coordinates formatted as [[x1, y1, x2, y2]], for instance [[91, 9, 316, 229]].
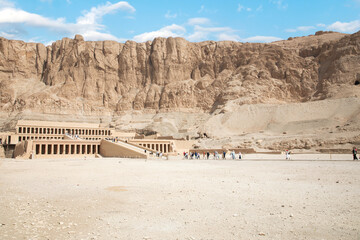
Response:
[[0, 157, 359, 239], [0, 31, 360, 151], [0, 145, 4, 158], [17, 120, 101, 129], [0, 32, 359, 114], [99, 139, 147, 159]]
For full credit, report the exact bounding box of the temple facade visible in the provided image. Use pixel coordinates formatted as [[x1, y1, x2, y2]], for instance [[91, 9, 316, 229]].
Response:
[[0, 120, 189, 159]]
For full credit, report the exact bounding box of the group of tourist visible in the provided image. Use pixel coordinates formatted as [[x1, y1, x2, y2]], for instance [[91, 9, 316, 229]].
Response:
[[108, 137, 120, 142], [155, 151, 163, 158], [64, 132, 81, 140], [183, 150, 242, 160]]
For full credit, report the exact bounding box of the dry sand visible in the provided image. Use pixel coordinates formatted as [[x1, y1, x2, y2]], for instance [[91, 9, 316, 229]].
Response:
[[0, 157, 359, 240]]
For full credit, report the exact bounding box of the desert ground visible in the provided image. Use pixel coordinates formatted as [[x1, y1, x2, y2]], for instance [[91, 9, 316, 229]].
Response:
[[0, 156, 359, 240]]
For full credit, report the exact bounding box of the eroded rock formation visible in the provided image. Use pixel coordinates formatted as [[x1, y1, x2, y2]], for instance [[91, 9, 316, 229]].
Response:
[[0, 31, 359, 117]]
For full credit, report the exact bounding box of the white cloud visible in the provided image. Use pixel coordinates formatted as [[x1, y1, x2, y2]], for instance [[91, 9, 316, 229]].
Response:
[[198, 5, 205, 13], [0, 8, 68, 29], [256, 5, 263, 12], [133, 24, 186, 42], [124, 15, 135, 20], [237, 4, 244, 12], [285, 25, 315, 33], [297, 26, 315, 31], [286, 29, 297, 33], [317, 23, 326, 27], [0, 31, 16, 38], [0, 1, 136, 41], [165, 11, 177, 19], [44, 40, 55, 46], [237, 4, 251, 12], [242, 36, 282, 43], [194, 25, 233, 33], [132, 21, 239, 43], [270, 0, 288, 10], [77, 1, 135, 25], [327, 20, 360, 33], [186, 25, 237, 42], [187, 31, 208, 42], [197, 5, 217, 14], [0, 0, 14, 7], [131, 16, 278, 44], [82, 30, 123, 41], [0, 28, 24, 39], [187, 17, 210, 26], [218, 33, 241, 41]]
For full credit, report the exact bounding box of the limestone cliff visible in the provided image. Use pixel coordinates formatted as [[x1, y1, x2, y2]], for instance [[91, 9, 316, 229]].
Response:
[[1, 31, 359, 118]]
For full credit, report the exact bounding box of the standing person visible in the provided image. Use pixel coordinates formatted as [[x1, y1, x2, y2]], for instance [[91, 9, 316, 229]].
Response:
[[285, 150, 290, 160], [223, 151, 226, 160], [353, 147, 358, 161], [231, 150, 235, 160], [238, 151, 242, 160], [206, 151, 210, 159]]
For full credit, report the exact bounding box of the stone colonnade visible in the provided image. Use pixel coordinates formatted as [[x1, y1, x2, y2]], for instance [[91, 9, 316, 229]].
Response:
[[34, 142, 100, 156], [18, 126, 111, 136], [136, 142, 172, 153], [19, 135, 63, 142], [17, 126, 112, 143]]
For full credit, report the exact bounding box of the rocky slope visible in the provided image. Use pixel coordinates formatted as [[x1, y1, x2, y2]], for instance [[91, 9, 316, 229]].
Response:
[[0, 31, 359, 151], [0, 31, 359, 114]]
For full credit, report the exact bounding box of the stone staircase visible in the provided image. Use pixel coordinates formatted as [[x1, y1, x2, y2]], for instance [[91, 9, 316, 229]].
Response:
[[101, 139, 148, 159]]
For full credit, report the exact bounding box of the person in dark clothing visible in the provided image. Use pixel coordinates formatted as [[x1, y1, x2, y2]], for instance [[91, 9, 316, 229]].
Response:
[[206, 151, 210, 159], [353, 147, 358, 161]]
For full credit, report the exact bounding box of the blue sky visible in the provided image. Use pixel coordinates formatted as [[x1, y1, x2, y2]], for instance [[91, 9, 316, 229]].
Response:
[[0, 0, 359, 45]]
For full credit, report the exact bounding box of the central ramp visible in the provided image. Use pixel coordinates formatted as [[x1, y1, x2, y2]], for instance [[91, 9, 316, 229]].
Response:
[[99, 139, 148, 159]]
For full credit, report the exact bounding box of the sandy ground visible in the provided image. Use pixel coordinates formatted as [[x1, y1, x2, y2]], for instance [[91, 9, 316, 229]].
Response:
[[0, 157, 359, 240]]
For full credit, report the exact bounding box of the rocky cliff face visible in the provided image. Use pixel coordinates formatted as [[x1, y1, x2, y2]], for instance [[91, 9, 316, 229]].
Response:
[[0, 31, 359, 117]]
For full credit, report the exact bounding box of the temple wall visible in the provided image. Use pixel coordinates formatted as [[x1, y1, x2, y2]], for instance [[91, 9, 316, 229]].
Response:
[[0, 145, 5, 158], [1, 120, 189, 159], [30, 140, 100, 159]]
